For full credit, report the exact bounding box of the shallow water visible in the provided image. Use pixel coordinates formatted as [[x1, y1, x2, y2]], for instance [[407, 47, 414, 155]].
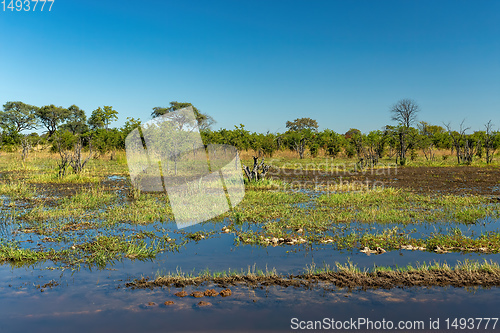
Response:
[[1, 260, 500, 332], [2, 185, 500, 331]]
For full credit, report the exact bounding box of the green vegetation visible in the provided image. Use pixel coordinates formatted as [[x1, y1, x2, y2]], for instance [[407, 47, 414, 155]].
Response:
[[0, 149, 499, 271]]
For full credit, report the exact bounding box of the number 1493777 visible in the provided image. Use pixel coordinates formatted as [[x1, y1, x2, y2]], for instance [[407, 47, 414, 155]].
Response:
[[1, 0, 54, 11]]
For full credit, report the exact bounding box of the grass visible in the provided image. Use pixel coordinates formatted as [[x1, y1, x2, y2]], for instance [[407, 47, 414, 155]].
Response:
[[0, 150, 499, 271], [128, 259, 500, 289]]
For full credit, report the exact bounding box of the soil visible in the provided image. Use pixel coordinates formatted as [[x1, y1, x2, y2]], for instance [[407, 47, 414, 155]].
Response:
[[270, 166, 500, 196], [127, 269, 500, 290]]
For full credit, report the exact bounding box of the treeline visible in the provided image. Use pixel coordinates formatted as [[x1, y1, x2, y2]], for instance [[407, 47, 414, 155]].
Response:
[[202, 121, 500, 165], [0, 101, 211, 158], [1, 100, 499, 166]]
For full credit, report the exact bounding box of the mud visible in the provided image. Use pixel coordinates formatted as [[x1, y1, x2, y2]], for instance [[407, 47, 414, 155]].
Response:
[[271, 166, 500, 196], [128, 269, 500, 290]]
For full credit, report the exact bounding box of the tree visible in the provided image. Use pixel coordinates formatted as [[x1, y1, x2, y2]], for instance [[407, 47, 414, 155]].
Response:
[[0, 101, 39, 134], [483, 120, 497, 164], [284, 118, 319, 159], [444, 120, 479, 164], [320, 129, 343, 157], [88, 106, 118, 130], [53, 130, 93, 177], [285, 118, 319, 132], [151, 102, 215, 131], [417, 122, 435, 161], [391, 98, 419, 128], [60, 105, 88, 135], [121, 117, 142, 139], [390, 98, 420, 165], [36, 104, 70, 138]]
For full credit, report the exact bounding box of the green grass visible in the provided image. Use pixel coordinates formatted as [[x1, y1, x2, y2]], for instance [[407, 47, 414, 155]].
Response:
[[1, 150, 500, 271], [128, 259, 500, 289]]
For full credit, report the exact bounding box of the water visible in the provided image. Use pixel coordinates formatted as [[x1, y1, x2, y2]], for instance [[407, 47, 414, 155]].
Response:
[[1, 260, 499, 332], [2, 184, 500, 331]]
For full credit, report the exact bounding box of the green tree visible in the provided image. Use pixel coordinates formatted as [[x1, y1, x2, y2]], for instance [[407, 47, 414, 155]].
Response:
[[60, 105, 88, 135], [0, 101, 39, 134], [88, 106, 118, 130], [284, 118, 319, 159], [151, 102, 215, 130], [320, 129, 343, 157], [121, 117, 142, 139], [285, 118, 319, 132], [36, 104, 70, 138]]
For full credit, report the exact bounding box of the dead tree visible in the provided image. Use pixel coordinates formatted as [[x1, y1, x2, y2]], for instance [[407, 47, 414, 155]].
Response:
[[55, 135, 93, 177], [390, 99, 420, 164], [69, 138, 93, 173], [243, 156, 271, 182], [21, 137, 32, 162], [484, 120, 497, 164], [445, 121, 479, 165], [294, 137, 306, 159]]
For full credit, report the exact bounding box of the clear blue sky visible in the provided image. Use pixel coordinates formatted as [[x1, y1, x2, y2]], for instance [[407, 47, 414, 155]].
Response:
[[0, 0, 499, 134]]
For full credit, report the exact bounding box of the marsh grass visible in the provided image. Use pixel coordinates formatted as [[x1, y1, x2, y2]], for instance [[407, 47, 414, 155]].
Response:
[[1, 151, 499, 271], [129, 259, 500, 290], [0, 181, 37, 200]]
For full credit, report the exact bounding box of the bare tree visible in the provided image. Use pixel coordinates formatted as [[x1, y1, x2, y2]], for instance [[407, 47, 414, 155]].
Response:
[[21, 137, 32, 162], [391, 98, 420, 128], [294, 138, 306, 159], [390, 99, 420, 165], [55, 134, 93, 177], [243, 156, 271, 182], [484, 120, 496, 164], [444, 120, 479, 165], [55, 136, 71, 177], [69, 138, 93, 173]]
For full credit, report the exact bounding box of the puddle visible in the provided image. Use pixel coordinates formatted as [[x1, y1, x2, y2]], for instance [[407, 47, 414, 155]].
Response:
[[107, 175, 127, 181]]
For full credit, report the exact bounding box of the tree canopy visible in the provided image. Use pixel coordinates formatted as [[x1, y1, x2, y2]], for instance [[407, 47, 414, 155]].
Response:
[[88, 106, 118, 130], [0, 101, 39, 134], [286, 117, 319, 132], [60, 105, 88, 135], [151, 102, 215, 130], [36, 104, 70, 138]]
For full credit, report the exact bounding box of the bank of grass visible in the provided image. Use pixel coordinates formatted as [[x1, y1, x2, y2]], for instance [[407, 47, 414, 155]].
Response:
[[237, 224, 500, 253], [230, 187, 500, 241], [0, 233, 178, 269], [315, 187, 499, 224], [0, 151, 128, 185], [127, 259, 500, 289], [0, 181, 37, 200]]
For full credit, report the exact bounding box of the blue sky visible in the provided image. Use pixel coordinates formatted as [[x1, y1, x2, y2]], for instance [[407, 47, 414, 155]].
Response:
[[0, 0, 498, 134]]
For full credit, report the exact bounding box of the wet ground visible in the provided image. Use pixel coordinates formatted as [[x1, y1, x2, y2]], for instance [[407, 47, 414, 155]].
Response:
[[271, 166, 500, 196], [2, 167, 500, 331]]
